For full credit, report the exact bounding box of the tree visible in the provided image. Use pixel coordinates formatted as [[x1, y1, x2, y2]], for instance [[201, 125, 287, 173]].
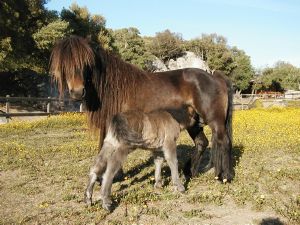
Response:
[[145, 29, 184, 62], [260, 62, 300, 91], [60, 3, 115, 51], [0, 0, 54, 72], [33, 19, 72, 50], [185, 33, 255, 91], [229, 47, 254, 91], [61, 3, 103, 41], [185, 33, 234, 74], [112, 27, 153, 69]]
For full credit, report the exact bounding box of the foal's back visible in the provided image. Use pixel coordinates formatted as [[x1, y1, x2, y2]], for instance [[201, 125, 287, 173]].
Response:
[[110, 110, 180, 149]]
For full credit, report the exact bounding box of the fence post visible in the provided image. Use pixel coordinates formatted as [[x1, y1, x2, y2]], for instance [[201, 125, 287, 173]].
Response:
[[79, 103, 83, 112], [5, 95, 10, 123], [47, 97, 51, 113]]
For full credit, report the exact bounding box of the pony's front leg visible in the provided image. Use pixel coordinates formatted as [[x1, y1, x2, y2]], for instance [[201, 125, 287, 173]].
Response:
[[186, 125, 209, 177], [153, 151, 164, 189]]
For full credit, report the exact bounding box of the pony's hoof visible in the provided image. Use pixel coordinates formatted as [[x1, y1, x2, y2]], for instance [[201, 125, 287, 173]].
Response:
[[221, 171, 234, 183]]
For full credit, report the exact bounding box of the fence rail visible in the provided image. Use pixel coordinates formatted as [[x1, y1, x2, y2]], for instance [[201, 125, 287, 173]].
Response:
[[0, 95, 83, 123], [233, 93, 300, 110], [1, 93, 300, 123]]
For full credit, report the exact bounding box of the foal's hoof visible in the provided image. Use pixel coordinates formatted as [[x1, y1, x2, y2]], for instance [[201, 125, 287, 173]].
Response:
[[174, 183, 185, 193], [84, 194, 92, 206], [102, 202, 112, 212], [85, 198, 92, 206], [154, 181, 163, 189]]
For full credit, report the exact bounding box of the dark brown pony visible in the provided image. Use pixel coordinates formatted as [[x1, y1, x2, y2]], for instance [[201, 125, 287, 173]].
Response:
[[50, 35, 234, 181]]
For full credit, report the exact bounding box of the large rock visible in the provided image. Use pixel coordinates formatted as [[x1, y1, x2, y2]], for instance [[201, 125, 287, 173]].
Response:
[[151, 51, 211, 73], [151, 58, 168, 72]]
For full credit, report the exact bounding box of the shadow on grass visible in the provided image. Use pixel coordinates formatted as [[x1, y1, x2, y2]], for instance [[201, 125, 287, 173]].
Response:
[[259, 217, 285, 225], [232, 144, 244, 168], [113, 144, 245, 184], [106, 144, 245, 211], [178, 144, 244, 186]]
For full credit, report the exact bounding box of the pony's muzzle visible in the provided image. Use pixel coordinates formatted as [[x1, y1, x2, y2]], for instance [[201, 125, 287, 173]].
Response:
[[69, 87, 85, 100]]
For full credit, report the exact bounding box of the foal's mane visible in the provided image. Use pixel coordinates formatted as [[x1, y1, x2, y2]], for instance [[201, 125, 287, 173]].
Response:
[[50, 35, 150, 147]]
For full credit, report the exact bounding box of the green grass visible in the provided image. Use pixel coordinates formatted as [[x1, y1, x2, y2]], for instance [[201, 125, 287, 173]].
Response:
[[0, 109, 299, 224]]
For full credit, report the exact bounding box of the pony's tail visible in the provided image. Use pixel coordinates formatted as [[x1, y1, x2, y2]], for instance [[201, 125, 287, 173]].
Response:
[[225, 78, 233, 148]]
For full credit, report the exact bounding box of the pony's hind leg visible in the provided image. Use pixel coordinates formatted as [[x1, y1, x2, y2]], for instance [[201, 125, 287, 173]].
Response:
[[210, 123, 233, 182], [85, 143, 110, 206], [163, 142, 185, 193], [186, 124, 209, 177], [100, 147, 128, 211], [153, 151, 164, 189]]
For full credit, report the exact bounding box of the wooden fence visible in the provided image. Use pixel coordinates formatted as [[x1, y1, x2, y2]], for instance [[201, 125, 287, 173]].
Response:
[[233, 93, 300, 110], [0, 95, 83, 123], [1, 93, 299, 123]]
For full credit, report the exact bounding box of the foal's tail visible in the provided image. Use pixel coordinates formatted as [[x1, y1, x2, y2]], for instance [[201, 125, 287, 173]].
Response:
[[111, 113, 145, 146]]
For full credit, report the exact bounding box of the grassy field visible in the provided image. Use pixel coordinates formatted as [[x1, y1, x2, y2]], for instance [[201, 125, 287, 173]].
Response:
[[0, 108, 299, 225]]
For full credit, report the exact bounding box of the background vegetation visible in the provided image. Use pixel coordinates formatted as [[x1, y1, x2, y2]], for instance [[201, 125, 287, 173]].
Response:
[[1, 0, 300, 96]]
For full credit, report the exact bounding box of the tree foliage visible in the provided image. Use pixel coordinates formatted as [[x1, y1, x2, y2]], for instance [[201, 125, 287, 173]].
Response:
[[112, 28, 153, 69], [60, 3, 115, 51], [0, 0, 52, 72], [145, 29, 184, 62], [185, 34, 254, 90], [230, 47, 255, 91], [61, 3, 104, 41], [185, 33, 234, 74], [33, 19, 72, 50], [259, 61, 300, 91]]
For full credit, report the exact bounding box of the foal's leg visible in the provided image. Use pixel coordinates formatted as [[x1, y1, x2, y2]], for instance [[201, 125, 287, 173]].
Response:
[[186, 123, 209, 177], [163, 141, 185, 192], [85, 143, 111, 206], [100, 148, 128, 211], [153, 151, 164, 189]]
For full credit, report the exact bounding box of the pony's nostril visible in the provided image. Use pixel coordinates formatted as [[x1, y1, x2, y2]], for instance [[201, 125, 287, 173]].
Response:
[[82, 88, 86, 98]]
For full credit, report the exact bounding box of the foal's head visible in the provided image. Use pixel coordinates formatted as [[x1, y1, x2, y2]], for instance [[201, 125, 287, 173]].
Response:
[[50, 36, 96, 100]]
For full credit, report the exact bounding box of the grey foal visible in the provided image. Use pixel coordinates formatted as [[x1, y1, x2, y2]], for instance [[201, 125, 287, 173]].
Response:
[[84, 110, 185, 211]]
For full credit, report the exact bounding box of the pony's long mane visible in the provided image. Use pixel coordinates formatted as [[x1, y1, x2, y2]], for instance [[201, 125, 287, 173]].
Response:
[[50, 36, 95, 94], [50, 36, 149, 147]]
